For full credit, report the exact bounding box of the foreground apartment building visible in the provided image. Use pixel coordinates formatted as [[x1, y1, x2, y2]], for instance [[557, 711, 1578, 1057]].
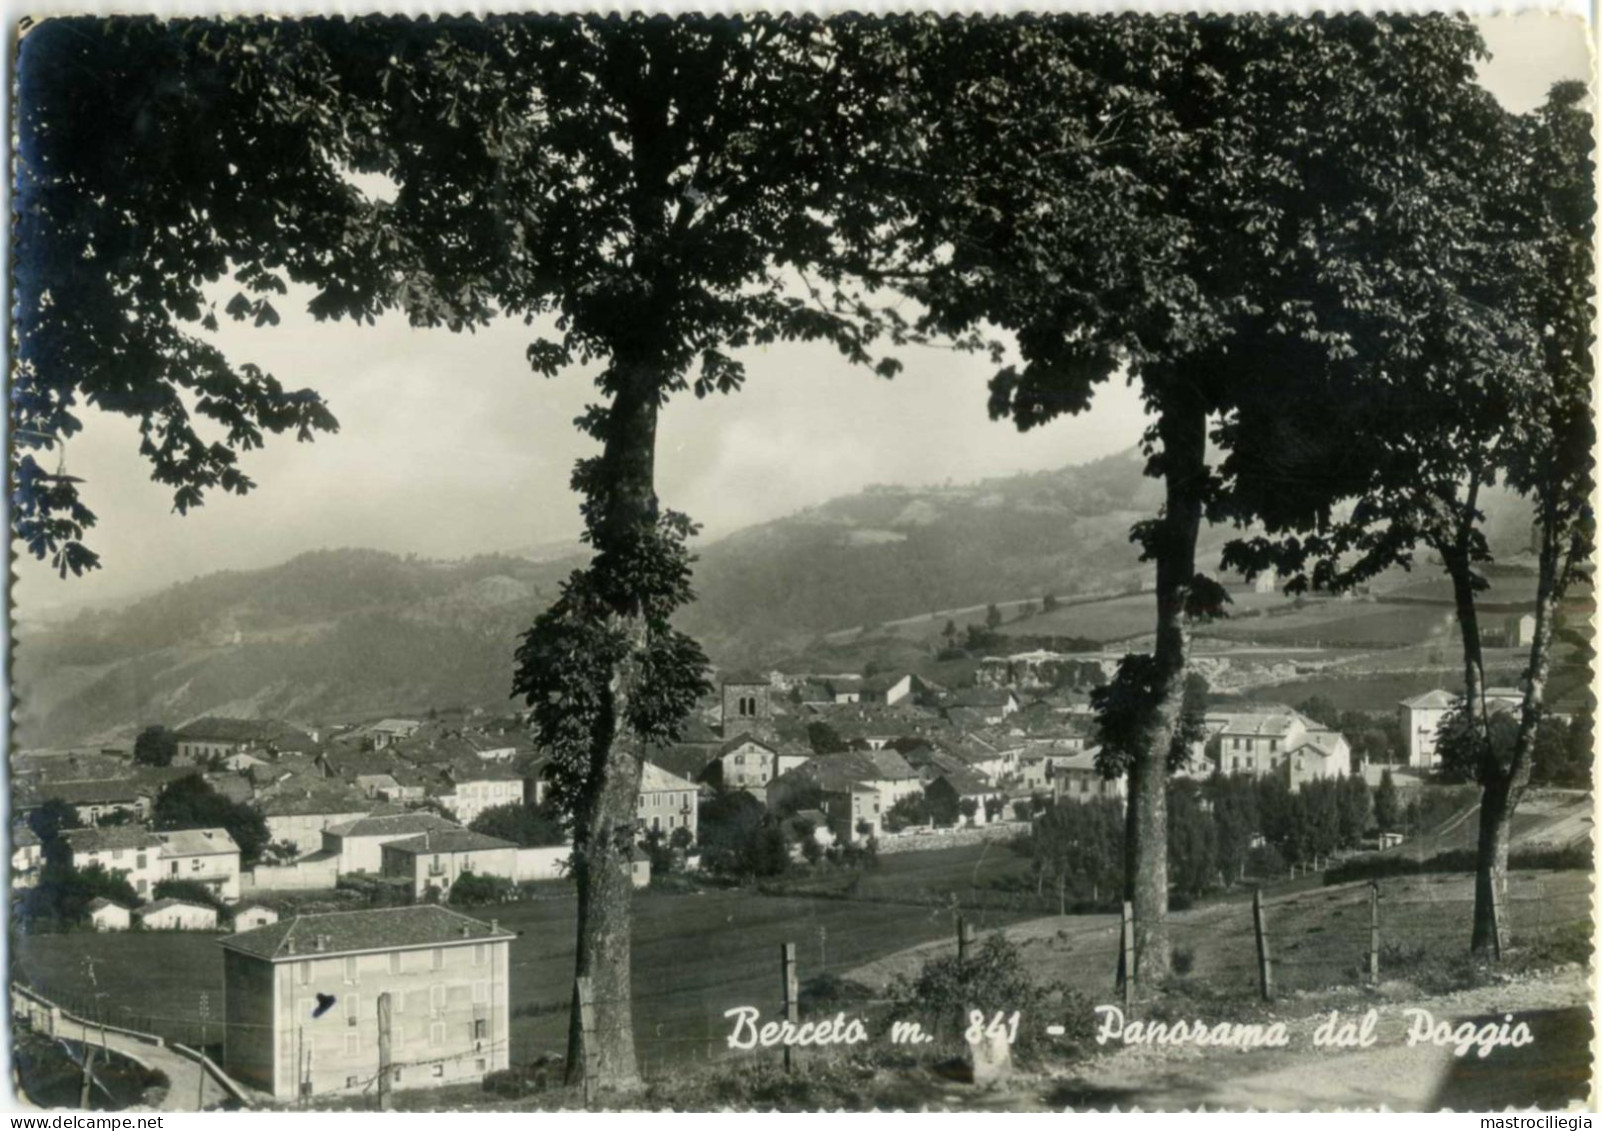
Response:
[[219, 905, 513, 1099]]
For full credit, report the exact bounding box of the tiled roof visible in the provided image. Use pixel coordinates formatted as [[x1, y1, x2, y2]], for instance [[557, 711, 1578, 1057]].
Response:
[[12, 825, 40, 848], [944, 688, 1016, 709], [64, 827, 163, 853], [39, 779, 142, 805], [1399, 689, 1459, 710], [720, 669, 770, 686], [931, 766, 994, 795], [381, 829, 518, 856], [639, 762, 698, 793], [87, 897, 128, 913], [447, 758, 524, 783], [1218, 713, 1301, 738], [717, 734, 776, 757], [220, 905, 513, 962], [158, 828, 240, 857], [137, 898, 215, 916], [258, 784, 369, 817], [324, 813, 461, 839]]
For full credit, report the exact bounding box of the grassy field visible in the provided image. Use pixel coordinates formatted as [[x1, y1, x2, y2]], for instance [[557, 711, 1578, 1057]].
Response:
[[850, 867, 1593, 1006], [10, 844, 1034, 1075], [1231, 669, 1527, 712]]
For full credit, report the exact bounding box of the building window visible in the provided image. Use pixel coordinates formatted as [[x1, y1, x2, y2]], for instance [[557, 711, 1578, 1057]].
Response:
[[430, 985, 446, 1012], [345, 957, 359, 984], [344, 1035, 358, 1056], [429, 1022, 445, 1048], [476, 1059, 487, 1072], [393, 1068, 403, 1084], [432, 1064, 445, 1078], [473, 1018, 487, 1040], [298, 962, 312, 986], [137, 879, 147, 895], [113, 849, 124, 861], [431, 948, 444, 971], [473, 944, 486, 967], [388, 952, 402, 976], [347, 995, 359, 1025], [473, 980, 488, 1003], [136, 853, 146, 868]]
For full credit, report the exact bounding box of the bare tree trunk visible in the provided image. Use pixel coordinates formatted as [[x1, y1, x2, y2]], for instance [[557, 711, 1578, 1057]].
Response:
[[1124, 397, 1206, 984], [562, 375, 661, 1090]]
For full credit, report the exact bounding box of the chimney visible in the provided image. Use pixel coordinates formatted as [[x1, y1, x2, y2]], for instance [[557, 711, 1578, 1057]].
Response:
[[286, 936, 296, 955], [460, 925, 471, 938], [490, 919, 499, 933], [314, 935, 327, 952]]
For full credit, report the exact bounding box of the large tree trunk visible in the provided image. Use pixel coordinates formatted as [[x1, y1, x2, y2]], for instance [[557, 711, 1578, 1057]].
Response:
[[563, 375, 661, 1091], [1442, 547, 1488, 738], [1124, 397, 1207, 985], [1469, 773, 1512, 956], [1470, 511, 1562, 956]]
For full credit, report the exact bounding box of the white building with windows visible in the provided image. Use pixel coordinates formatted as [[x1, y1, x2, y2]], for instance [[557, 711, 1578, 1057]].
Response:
[[157, 827, 242, 903], [218, 906, 513, 1099], [636, 762, 699, 840], [63, 827, 164, 900]]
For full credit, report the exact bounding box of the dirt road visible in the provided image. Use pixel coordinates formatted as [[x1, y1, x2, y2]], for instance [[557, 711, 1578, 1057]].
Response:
[[45, 1015, 236, 1111], [1044, 967, 1592, 1111]]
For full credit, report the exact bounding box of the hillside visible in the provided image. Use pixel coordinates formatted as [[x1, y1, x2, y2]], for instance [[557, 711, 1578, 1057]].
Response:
[[12, 449, 1554, 748]]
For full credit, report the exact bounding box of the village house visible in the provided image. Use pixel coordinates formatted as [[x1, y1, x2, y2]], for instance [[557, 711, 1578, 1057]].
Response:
[[258, 788, 371, 856], [157, 827, 243, 903], [367, 718, 423, 750], [33, 778, 149, 826], [218, 905, 513, 1099], [87, 897, 132, 932], [768, 749, 924, 842], [1283, 729, 1354, 789], [11, 824, 41, 890], [173, 718, 315, 765], [234, 905, 281, 931], [1396, 690, 1455, 768], [710, 735, 811, 792], [826, 676, 864, 704], [439, 760, 526, 828], [1050, 748, 1127, 804], [925, 766, 1004, 826], [859, 672, 918, 707], [136, 898, 220, 931], [941, 687, 1021, 724], [63, 827, 164, 899], [322, 812, 464, 875], [380, 829, 520, 900], [637, 762, 700, 839]]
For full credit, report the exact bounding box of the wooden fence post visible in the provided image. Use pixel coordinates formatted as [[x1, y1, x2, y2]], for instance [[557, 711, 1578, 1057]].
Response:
[[957, 916, 975, 965], [1252, 887, 1273, 1002], [1367, 883, 1380, 985], [1119, 901, 1136, 1008], [576, 976, 597, 1109], [780, 943, 799, 1073]]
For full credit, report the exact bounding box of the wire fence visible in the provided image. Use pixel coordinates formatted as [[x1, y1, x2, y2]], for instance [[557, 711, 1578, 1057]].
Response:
[[13, 869, 1592, 1101]]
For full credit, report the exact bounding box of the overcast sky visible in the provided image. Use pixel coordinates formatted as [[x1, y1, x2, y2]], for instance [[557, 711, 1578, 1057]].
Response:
[[11, 12, 1593, 619]]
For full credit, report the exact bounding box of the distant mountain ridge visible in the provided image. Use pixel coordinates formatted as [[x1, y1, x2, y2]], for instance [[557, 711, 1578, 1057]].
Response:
[[11, 448, 1540, 748]]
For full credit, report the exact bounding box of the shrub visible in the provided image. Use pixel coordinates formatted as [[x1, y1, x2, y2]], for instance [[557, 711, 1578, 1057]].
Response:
[[885, 933, 1092, 1064], [447, 873, 514, 906]]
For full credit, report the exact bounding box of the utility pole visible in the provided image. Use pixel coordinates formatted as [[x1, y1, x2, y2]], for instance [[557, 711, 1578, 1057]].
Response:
[[197, 992, 210, 1109], [376, 993, 392, 1111]]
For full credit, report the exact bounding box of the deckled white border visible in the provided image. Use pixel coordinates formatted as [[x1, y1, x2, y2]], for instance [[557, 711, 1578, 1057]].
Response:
[[1, 0, 1595, 1124]]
